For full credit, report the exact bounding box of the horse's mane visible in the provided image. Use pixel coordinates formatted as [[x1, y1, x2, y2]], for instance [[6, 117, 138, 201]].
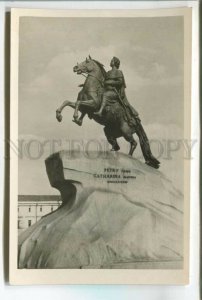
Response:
[[92, 59, 107, 79]]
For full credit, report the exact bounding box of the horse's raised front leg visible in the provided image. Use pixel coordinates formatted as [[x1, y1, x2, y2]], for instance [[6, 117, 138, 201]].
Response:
[[73, 100, 80, 121], [77, 99, 99, 110], [72, 90, 85, 122], [73, 98, 97, 122], [56, 100, 76, 122], [73, 92, 98, 124], [72, 112, 86, 126]]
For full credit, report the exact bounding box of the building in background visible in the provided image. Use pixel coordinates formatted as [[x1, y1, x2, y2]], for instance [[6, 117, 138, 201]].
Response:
[[18, 195, 61, 234]]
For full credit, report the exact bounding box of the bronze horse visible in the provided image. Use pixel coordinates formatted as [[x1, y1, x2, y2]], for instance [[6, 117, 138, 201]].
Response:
[[56, 56, 160, 169]]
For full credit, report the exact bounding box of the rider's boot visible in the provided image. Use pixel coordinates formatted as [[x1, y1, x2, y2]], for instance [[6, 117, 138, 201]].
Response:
[[94, 98, 107, 117]]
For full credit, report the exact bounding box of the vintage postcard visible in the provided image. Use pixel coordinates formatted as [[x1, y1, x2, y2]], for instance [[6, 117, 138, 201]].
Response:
[[10, 7, 192, 284]]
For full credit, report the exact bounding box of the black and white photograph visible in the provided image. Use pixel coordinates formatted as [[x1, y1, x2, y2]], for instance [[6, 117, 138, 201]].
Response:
[[9, 7, 192, 285]]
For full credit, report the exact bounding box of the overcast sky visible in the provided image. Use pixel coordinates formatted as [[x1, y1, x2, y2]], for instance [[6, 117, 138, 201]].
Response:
[[18, 16, 184, 195]]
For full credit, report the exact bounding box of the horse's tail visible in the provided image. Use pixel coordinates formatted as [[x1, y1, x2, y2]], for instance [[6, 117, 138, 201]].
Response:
[[135, 119, 160, 169]]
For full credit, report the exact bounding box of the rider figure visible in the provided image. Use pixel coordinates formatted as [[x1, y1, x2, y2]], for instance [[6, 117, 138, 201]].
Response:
[[94, 57, 139, 124]]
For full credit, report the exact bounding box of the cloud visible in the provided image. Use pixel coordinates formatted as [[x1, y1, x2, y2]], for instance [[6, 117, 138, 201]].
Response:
[[21, 41, 183, 100]]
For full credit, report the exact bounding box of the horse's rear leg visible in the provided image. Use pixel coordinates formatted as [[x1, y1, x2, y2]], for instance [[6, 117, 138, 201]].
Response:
[[121, 122, 137, 156], [128, 140, 137, 156], [104, 127, 120, 151]]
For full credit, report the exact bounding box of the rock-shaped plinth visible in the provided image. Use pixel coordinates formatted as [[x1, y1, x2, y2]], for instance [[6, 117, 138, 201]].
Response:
[[18, 151, 183, 269]]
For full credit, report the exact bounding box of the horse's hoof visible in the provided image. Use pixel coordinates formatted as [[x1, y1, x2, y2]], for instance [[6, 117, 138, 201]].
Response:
[[56, 111, 62, 122], [111, 145, 120, 151], [128, 142, 137, 156], [145, 161, 160, 169], [72, 119, 82, 126]]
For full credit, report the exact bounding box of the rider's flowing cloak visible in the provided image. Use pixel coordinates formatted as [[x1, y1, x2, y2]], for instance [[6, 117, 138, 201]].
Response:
[[118, 72, 139, 125]]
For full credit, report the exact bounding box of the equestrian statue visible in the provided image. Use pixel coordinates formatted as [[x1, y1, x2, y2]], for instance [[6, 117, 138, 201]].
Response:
[[56, 56, 160, 169]]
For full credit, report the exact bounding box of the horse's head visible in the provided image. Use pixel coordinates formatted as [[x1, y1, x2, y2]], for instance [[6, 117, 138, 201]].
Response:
[[73, 55, 96, 74]]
